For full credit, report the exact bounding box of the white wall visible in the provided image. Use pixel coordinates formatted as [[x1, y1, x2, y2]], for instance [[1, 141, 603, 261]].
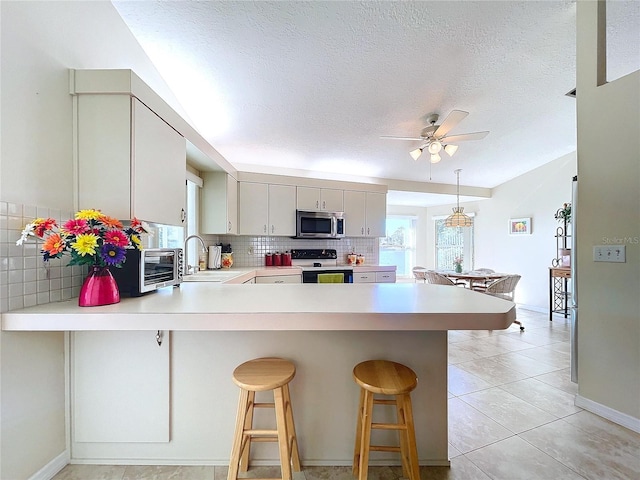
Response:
[[0, 2, 188, 478], [575, 1, 639, 426], [422, 153, 577, 311]]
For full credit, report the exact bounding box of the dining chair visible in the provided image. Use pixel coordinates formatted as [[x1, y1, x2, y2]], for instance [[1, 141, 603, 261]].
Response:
[[412, 266, 427, 283], [424, 271, 459, 286], [472, 268, 496, 289], [478, 274, 524, 330]]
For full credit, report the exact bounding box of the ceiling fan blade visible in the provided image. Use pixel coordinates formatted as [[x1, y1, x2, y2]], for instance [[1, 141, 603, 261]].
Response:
[[433, 110, 469, 137], [441, 131, 489, 143], [380, 135, 425, 141]]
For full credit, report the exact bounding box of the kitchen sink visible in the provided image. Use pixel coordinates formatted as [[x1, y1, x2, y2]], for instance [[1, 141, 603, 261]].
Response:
[[182, 270, 244, 282]]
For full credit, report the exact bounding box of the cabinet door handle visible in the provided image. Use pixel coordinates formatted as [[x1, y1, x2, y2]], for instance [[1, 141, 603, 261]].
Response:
[[316, 200, 319, 209], [180, 208, 186, 223], [367, 227, 370, 235], [156, 330, 163, 347], [228, 221, 232, 232], [322, 200, 325, 209], [271, 225, 275, 234], [361, 227, 364, 235], [263, 225, 267, 234]]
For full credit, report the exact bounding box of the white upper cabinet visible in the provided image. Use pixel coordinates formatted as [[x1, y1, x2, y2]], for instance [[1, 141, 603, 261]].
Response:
[[365, 191, 387, 237], [344, 190, 366, 237], [269, 184, 297, 235], [297, 187, 344, 212], [77, 96, 186, 226], [239, 182, 296, 236], [201, 172, 238, 234], [344, 190, 386, 237]]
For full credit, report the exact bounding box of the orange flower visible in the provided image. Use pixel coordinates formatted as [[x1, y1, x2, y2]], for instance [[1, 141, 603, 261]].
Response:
[[99, 215, 123, 229], [42, 233, 65, 256]]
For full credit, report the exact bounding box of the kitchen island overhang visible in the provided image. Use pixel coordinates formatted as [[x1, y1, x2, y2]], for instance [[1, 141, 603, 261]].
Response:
[[2, 282, 516, 332], [1, 282, 516, 467]]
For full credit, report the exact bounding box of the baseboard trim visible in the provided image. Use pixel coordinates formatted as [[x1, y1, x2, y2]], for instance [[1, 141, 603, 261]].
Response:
[[517, 304, 547, 314], [575, 394, 640, 433], [28, 451, 69, 480], [69, 458, 451, 467]]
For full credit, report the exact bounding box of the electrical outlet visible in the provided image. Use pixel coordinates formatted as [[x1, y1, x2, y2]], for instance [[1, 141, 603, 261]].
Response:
[[593, 245, 626, 263], [247, 246, 254, 255]]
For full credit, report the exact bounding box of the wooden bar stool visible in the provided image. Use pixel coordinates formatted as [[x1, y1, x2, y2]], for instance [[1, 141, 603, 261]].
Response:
[[228, 357, 301, 480], [352, 359, 420, 480]]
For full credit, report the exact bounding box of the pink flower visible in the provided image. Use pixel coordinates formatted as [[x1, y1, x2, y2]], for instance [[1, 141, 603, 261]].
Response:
[[104, 230, 129, 247], [62, 219, 90, 235]]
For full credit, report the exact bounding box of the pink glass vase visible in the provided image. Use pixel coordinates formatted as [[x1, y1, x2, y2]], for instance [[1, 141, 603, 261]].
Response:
[[78, 266, 120, 307]]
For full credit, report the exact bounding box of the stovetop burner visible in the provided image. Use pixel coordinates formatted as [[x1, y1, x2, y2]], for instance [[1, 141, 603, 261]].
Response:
[[290, 249, 337, 260], [291, 249, 352, 270]]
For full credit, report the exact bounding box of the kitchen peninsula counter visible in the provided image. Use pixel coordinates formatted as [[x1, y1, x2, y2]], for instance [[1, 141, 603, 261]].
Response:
[[1, 283, 515, 467], [2, 282, 515, 331]]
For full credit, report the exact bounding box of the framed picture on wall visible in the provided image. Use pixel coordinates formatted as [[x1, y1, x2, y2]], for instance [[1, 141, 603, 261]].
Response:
[[509, 217, 531, 235]]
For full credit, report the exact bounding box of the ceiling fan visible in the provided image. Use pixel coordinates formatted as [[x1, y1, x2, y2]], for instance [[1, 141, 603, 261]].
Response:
[[381, 110, 489, 163]]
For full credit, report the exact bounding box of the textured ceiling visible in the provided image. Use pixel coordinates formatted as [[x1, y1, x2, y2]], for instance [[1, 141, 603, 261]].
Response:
[[112, 0, 639, 205]]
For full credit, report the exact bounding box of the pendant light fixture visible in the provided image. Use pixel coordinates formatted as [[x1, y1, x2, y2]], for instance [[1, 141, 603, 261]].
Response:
[[445, 169, 473, 227]]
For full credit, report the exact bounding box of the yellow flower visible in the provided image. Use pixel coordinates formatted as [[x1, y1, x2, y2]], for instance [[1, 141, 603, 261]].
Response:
[[71, 233, 99, 256], [130, 234, 142, 249], [75, 209, 102, 221]]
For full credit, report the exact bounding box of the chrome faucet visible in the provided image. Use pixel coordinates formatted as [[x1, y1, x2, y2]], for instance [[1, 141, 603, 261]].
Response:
[[183, 234, 208, 275]]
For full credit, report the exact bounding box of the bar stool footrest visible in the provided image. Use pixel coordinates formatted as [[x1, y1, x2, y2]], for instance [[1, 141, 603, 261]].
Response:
[[371, 445, 402, 453]]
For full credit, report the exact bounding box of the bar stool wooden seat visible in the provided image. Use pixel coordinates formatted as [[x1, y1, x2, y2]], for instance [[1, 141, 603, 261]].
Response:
[[228, 357, 301, 480], [352, 359, 420, 480]]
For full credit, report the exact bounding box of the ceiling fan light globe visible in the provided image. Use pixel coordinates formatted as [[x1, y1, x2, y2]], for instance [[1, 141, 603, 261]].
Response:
[[444, 144, 459, 156], [427, 141, 442, 154], [430, 153, 441, 163], [409, 147, 423, 161]]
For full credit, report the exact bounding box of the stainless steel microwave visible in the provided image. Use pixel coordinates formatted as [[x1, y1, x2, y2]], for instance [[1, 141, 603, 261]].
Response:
[[296, 210, 345, 239], [112, 248, 183, 296]]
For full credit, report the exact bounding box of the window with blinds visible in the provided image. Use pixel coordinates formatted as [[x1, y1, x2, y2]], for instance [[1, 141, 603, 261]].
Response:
[[434, 218, 474, 271]]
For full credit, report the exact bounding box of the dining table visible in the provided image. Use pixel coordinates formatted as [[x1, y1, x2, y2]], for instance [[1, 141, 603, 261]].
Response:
[[417, 269, 510, 289]]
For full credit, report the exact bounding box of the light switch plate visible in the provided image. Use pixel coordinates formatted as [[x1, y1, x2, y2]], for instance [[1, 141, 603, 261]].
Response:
[[593, 245, 626, 263]]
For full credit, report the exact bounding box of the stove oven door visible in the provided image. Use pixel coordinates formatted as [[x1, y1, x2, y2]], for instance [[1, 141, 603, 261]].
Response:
[[302, 269, 353, 283]]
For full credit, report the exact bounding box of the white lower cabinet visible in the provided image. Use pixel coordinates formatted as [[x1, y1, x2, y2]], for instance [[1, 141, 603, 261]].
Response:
[[376, 271, 396, 283], [72, 331, 170, 444], [353, 269, 396, 283], [353, 271, 376, 283], [256, 274, 301, 284]]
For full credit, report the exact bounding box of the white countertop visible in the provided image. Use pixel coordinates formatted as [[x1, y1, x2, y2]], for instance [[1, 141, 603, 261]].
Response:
[[182, 265, 397, 283], [1, 282, 515, 332]]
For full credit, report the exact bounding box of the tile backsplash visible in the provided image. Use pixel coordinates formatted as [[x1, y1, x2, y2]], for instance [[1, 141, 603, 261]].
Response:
[[212, 235, 379, 268], [0, 202, 87, 313], [0, 202, 380, 313]]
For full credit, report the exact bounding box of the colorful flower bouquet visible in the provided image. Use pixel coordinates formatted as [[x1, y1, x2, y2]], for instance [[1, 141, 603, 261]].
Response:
[[17, 209, 152, 306], [17, 209, 150, 268]]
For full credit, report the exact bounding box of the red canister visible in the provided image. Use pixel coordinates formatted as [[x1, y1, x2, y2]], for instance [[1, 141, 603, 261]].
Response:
[[273, 252, 282, 266], [282, 251, 292, 266], [265, 253, 273, 266]]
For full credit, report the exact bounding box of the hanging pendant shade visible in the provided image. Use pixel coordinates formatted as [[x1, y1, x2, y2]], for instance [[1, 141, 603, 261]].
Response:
[[445, 169, 473, 227]]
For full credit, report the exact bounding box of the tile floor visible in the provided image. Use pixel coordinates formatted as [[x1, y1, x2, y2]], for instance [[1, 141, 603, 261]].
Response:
[[53, 308, 640, 480]]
